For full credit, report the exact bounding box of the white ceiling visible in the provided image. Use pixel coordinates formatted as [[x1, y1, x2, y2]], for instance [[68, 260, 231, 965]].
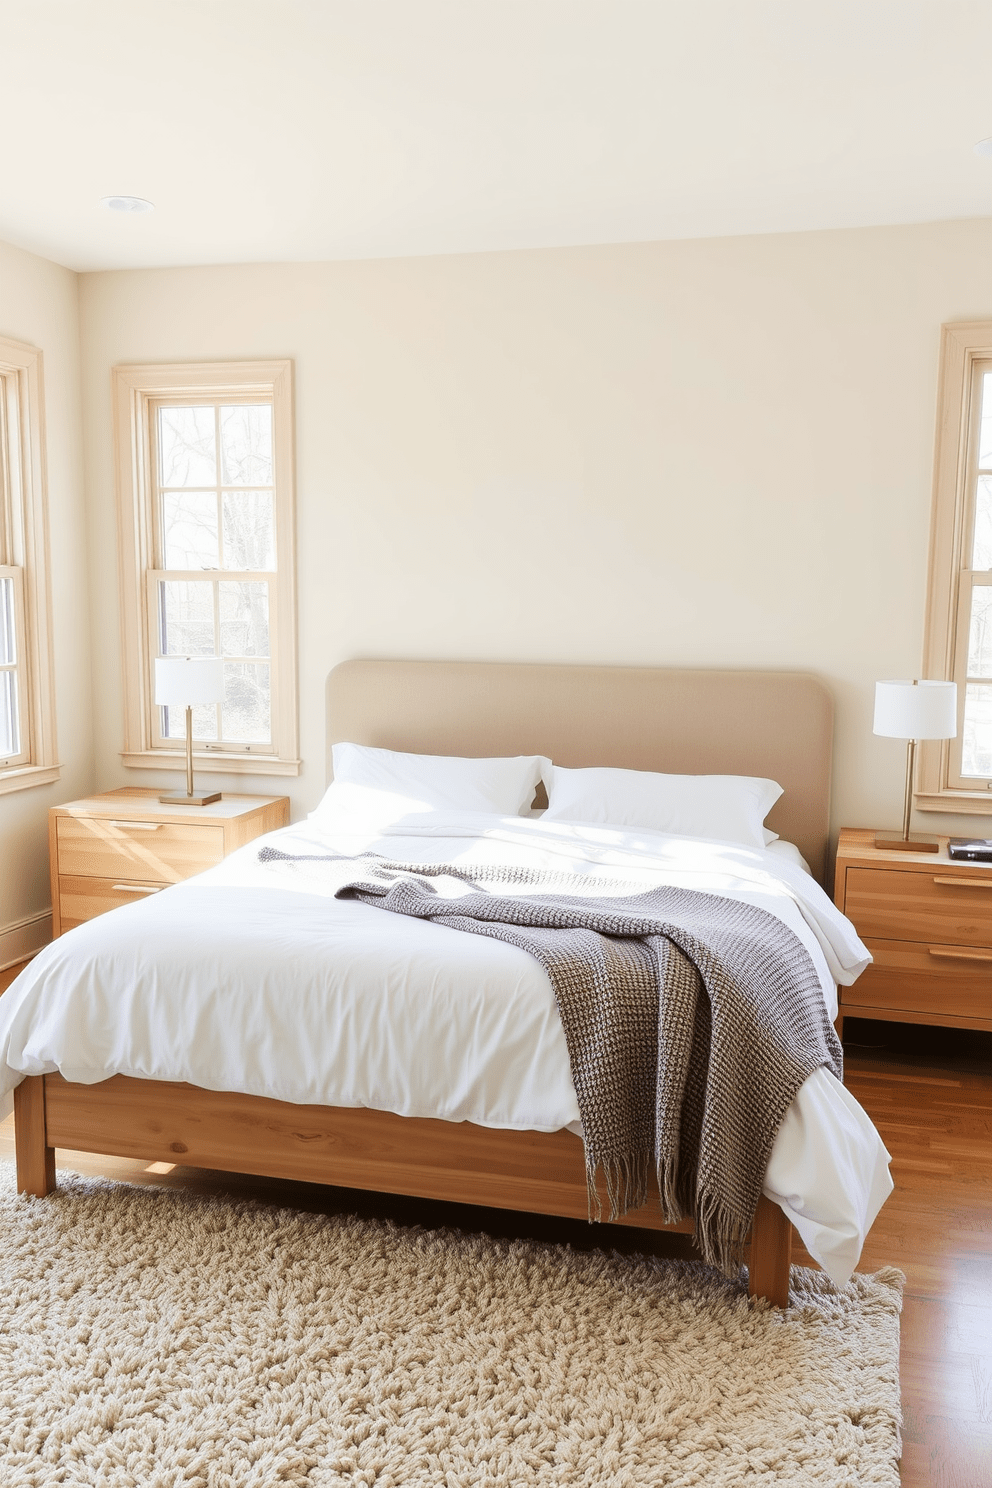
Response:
[[3, 0, 992, 273]]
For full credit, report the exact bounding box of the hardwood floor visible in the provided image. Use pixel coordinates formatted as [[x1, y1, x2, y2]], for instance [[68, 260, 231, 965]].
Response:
[[819, 1020, 992, 1488], [0, 959, 989, 1484]]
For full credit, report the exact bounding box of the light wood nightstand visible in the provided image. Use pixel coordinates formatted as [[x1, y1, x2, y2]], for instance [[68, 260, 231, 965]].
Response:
[[834, 827, 992, 1038], [49, 788, 290, 936]]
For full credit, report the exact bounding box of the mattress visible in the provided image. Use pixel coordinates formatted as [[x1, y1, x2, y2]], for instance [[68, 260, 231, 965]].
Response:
[[0, 810, 892, 1285]]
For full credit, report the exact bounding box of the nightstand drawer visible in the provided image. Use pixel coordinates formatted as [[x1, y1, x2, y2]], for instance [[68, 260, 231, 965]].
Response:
[[58, 875, 166, 933], [845, 867, 992, 948], [847, 937, 992, 1020], [56, 816, 224, 884]]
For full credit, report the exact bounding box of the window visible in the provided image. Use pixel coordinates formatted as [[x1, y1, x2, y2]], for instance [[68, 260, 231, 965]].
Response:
[[115, 361, 299, 775], [920, 322, 992, 811], [0, 336, 58, 794]]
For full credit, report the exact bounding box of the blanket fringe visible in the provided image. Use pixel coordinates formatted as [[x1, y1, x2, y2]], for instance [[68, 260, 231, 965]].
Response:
[[589, 1151, 752, 1279], [692, 1189, 753, 1276], [586, 1150, 651, 1226], [659, 1150, 753, 1276]]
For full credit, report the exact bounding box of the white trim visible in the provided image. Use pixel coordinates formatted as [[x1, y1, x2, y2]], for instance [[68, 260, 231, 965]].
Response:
[[0, 762, 62, 796], [918, 322, 992, 813], [114, 360, 298, 777], [120, 748, 301, 777], [0, 337, 59, 795], [0, 565, 31, 766], [0, 909, 51, 972]]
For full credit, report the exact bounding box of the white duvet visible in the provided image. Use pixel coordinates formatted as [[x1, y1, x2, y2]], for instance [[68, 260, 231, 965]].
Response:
[[0, 809, 892, 1285]]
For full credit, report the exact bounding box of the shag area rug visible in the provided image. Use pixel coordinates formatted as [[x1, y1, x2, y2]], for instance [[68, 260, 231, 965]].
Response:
[[0, 1170, 902, 1487]]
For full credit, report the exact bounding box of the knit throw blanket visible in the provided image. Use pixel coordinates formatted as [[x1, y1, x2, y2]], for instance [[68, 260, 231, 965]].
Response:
[[258, 847, 843, 1273]]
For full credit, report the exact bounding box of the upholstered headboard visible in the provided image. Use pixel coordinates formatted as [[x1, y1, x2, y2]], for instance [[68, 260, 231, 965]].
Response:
[[325, 660, 834, 882]]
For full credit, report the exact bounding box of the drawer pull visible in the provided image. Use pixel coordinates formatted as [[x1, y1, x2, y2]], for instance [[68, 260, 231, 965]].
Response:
[[932, 875, 992, 888], [928, 946, 992, 962], [108, 820, 162, 832], [111, 884, 163, 895]]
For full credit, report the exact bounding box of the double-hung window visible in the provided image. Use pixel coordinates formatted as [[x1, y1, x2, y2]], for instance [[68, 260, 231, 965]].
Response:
[[920, 322, 992, 810], [0, 563, 28, 769], [0, 336, 58, 793], [115, 362, 299, 775]]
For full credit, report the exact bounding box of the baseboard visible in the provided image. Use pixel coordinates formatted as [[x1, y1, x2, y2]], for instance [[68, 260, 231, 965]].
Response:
[[0, 910, 52, 972]]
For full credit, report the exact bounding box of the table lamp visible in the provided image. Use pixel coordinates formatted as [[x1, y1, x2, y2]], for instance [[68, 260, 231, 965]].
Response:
[[154, 656, 225, 806], [873, 679, 957, 852]]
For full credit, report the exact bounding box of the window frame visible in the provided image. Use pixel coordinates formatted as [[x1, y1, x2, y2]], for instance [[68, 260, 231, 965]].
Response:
[[0, 336, 59, 795], [114, 360, 299, 776], [919, 321, 992, 811], [0, 566, 30, 768]]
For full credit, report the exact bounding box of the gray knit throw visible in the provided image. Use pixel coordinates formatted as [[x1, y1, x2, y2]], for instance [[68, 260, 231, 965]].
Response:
[[258, 847, 843, 1273]]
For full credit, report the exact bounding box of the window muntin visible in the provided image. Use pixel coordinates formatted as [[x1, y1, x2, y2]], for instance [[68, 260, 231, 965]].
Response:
[[148, 400, 276, 754], [950, 362, 992, 786], [919, 325, 992, 810], [0, 373, 29, 770], [0, 337, 58, 793], [0, 568, 28, 767], [114, 360, 297, 777]]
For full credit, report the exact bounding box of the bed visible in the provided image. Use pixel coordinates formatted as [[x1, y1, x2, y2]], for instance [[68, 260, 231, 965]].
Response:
[[5, 661, 891, 1308]]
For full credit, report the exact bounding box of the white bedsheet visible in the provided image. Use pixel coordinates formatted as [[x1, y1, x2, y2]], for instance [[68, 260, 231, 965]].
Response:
[[0, 811, 891, 1285]]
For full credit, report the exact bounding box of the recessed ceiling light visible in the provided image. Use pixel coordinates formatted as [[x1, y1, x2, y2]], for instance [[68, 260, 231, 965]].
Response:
[[100, 195, 155, 213], [974, 138, 992, 157]]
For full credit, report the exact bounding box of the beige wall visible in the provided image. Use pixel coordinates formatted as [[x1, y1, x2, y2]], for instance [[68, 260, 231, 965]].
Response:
[[78, 218, 992, 840], [0, 240, 92, 961]]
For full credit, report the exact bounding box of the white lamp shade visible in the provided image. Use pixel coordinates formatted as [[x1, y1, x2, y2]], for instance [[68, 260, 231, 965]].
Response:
[[154, 656, 225, 707], [873, 680, 958, 740]]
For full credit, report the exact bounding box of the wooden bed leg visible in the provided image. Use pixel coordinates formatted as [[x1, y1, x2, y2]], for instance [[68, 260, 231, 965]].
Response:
[[748, 1194, 792, 1307], [14, 1076, 56, 1197]]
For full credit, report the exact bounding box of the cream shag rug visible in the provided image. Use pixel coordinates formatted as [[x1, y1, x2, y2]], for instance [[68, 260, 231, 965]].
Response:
[[0, 1171, 902, 1487]]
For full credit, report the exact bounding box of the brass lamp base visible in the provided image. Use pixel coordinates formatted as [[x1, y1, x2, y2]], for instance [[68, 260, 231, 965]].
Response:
[[874, 832, 940, 854], [160, 705, 221, 807]]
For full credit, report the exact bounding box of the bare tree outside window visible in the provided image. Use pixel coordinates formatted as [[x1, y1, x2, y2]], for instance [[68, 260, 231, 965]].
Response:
[[0, 336, 58, 791], [0, 573, 21, 759], [115, 359, 296, 779], [156, 403, 275, 748], [958, 373, 992, 778]]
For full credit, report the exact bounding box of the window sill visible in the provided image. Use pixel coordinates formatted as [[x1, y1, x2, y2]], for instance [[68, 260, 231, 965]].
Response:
[[121, 750, 301, 778], [0, 763, 62, 797], [915, 789, 992, 815]]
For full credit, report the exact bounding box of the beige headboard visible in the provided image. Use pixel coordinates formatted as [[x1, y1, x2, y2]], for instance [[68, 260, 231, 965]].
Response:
[[326, 660, 834, 882]]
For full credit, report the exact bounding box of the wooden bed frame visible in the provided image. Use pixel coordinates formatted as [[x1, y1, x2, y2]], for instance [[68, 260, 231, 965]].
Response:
[[15, 660, 836, 1309]]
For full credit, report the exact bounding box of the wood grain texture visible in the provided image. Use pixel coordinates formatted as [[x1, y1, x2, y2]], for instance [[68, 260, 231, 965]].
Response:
[[36, 1071, 785, 1267], [30, 1070, 794, 1299], [838, 1002, 992, 1033], [835, 829, 992, 1033], [13, 1076, 54, 1197], [55, 815, 225, 883], [47, 808, 61, 939], [57, 875, 165, 932], [822, 1025, 992, 1488], [857, 939, 992, 1021], [42, 1074, 620, 1219], [48, 790, 290, 935], [846, 865, 992, 947], [748, 1193, 792, 1308], [835, 826, 992, 882], [0, 963, 988, 1482]]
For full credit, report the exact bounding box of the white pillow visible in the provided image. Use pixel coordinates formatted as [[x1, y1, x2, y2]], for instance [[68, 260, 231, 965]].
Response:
[[541, 765, 783, 849], [312, 743, 549, 820]]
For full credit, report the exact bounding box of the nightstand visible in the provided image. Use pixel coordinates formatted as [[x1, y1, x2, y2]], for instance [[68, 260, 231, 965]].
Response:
[[49, 788, 290, 936], [834, 828, 992, 1038]]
